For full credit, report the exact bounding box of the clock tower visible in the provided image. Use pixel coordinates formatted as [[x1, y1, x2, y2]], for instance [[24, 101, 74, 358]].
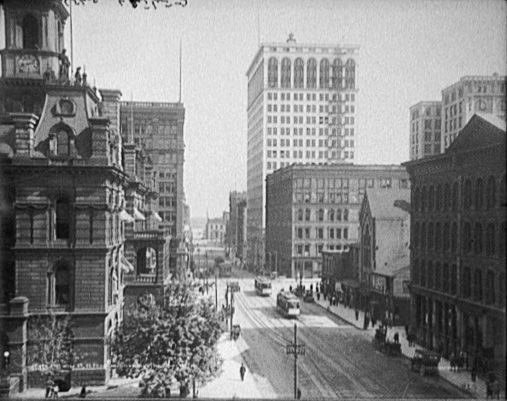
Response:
[[0, 0, 69, 114]]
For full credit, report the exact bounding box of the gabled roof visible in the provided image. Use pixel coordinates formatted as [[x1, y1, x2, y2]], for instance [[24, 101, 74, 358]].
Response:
[[447, 113, 506, 153], [365, 188, 411, 220]]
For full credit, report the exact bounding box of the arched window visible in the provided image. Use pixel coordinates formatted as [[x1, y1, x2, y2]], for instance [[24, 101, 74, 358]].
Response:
[[331, 58, 342, 89], [421, 187, 427, 212], [329, 209, 334, 221], [343, 209, 349, 221], [268, 57, 278, 88], [486, 271, 495, 305], [318, 209, 324, 222], [336, 209, 342, 221], [463, 179, 472, 209], [421, 223, 426, 250], [444, 184, 451, 211], [436, 184, 442, 211], [474, 223, 482, 254], [319, 58, 330, 89], [56, 198, 70, 239], [294, 58, 304, 88], [443, 222, 450, 251], [22, 14, 39, 49], [451, 222, 457, 252], [486, 223, 495, 255], [434, 262, 441, 290], [427, 261, 434, 288], [57, 130, 70, 156], [305, 208, 311, 221], [420, 260, 426, 287], [475, 178, 484, 210], [281, 57, 291, 88], [413, 222, 420, 248], [428, 223, 434, 249], [297, 209, 303, 221], [428, 186, 434, 211], [345, 59, 356, 89], [443, 263, 450, 292], [306, 58, 317, 89], [463, 267, 471, 298], [435, 222, 441, 251], [451, 182, 459, 211], [473, 269, 482, 301], [486, 176, 496, 209], [463, 222, 472, 253], [414, 187, 420, 212]]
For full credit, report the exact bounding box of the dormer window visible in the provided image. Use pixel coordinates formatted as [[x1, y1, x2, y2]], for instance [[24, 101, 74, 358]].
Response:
[[49, 124, 75, 158], [22, 14, 40, 49]]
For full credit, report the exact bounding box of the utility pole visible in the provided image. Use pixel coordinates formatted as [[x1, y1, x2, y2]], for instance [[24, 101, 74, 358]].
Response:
[[205, 251, 209, 294], [286, 323, 305, 399], [215, 265, 218, 310]]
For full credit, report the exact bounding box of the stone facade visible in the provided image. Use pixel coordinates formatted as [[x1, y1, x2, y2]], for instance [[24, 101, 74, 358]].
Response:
[[404, 113, 506, 379]]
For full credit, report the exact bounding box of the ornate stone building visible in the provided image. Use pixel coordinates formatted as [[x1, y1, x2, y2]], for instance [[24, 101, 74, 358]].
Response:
[[0, 0, 172, 393], [404, 113, 506, 378]]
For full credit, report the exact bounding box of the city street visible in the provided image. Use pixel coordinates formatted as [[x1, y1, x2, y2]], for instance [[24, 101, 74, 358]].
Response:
[[224, 268, 470, 399]]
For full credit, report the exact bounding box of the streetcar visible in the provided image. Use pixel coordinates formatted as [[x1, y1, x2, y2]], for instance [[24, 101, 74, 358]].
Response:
[[254, 277, 272, 296], [276, 291, 300, 318]]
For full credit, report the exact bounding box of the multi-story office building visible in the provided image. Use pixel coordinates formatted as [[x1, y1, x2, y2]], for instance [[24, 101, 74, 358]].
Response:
[[227, 191, 247, 257], [409, 101, 442, 160], [441, 74, 506, 152], [246, 34, 359, 270], [404, 113, 505, 377], [265, 163, 409, 278], [119, 101, 185, 238]]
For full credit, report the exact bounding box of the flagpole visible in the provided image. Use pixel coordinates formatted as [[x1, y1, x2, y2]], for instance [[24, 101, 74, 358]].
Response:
[[69, 0, 74, 75]]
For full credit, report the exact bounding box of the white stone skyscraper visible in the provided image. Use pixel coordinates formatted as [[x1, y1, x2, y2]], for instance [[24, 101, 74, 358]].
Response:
[[246, 34, 359, 269]]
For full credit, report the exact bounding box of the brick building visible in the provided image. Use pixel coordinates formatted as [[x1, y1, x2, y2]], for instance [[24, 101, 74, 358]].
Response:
[[404, 113, 506, 378], [358, 188, 411, 325], [119, 100, 185, 239], [265, 163, 409, 278]]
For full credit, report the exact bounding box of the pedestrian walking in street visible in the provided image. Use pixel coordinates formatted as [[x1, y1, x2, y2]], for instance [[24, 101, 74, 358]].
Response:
[[79, 386, 87, 398], [239, 363, 246, 381], [317, 292, 320, 301], [297, 387, 302, 399], [393, 332, 399, 344], [355, 309, 359, 321]]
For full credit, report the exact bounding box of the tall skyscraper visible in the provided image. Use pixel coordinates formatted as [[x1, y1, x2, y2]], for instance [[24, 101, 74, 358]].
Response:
[[409, 101, 442, 160], [441, 74, 506, 152], [246, 34, 359, 269]]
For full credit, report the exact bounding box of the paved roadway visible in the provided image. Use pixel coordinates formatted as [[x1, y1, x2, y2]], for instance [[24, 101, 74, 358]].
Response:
[[227, 268, 470, 399]]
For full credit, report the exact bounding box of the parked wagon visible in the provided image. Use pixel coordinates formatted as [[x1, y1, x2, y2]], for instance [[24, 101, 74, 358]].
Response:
[[231, 324, 241, 341]]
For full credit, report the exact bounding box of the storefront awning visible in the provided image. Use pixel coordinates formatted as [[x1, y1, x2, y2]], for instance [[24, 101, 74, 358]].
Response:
[[121, 255, 135, 273], [133, 207, 145, 221], [119, 209, 135, 223]]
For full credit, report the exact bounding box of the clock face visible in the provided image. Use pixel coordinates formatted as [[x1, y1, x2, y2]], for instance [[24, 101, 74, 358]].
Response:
[[17, 54, 40, 74]]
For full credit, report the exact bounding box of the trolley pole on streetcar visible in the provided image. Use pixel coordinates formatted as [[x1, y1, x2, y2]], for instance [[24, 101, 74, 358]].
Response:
[[286, 323, 305, 399]]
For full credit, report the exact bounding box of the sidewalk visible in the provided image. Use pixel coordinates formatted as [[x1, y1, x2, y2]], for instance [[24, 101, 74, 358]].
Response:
[[314, 295, 504, 400], [198, 332, 275, 399]]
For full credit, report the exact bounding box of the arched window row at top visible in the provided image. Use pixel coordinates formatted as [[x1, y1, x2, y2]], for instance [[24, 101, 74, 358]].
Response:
[[412, 174, 506, 213], [7, 12, 65, 52], [267, 57, 356, 90]]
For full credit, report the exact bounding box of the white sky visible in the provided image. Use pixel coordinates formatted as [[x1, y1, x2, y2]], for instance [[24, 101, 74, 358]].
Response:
[[3, 0, 506, 219]]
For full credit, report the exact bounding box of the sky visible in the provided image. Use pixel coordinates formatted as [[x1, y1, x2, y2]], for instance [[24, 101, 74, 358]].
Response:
[[3, 0, 506, 219]]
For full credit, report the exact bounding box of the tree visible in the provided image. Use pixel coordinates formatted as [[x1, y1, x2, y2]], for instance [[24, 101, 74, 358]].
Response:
[[112, 283, 223, 398], [27, 313, 74, 382]]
